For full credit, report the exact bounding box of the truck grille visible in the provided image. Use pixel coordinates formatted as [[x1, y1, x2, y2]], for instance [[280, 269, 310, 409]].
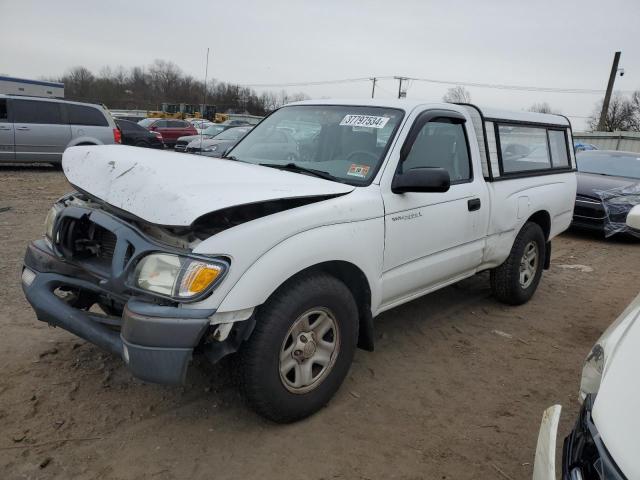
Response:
[[57, 214, 131, 274]]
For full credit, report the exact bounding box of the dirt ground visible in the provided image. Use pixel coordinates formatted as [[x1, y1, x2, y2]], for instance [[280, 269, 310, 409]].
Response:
[[1, 165, 639, 480]]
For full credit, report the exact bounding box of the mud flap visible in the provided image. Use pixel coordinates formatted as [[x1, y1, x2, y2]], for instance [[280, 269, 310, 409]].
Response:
[[544, 242, 551, 270]]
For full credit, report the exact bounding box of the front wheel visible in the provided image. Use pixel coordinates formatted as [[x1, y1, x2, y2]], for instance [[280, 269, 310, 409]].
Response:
[[237, 273, 358, 423], [490, 222, 546, 305]]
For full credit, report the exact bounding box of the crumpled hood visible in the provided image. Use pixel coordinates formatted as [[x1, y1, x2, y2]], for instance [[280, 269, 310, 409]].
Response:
[[62, 145, 354, 226], [592, 292, 640, 479], [577, 172, 637, 199]]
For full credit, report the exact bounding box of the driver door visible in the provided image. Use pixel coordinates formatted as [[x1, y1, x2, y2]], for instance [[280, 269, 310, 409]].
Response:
[[380, 109, 489, 307]]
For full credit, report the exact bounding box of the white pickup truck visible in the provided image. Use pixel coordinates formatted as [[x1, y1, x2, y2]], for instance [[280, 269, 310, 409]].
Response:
[[21, 99, 576, 422]]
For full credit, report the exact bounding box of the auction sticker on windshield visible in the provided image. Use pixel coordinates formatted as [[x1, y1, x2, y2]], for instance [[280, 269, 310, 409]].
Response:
[[340, 115, 390, 129]]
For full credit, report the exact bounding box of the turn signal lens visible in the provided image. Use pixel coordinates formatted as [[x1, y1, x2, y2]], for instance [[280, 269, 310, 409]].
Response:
[[179, 263, 223, 297]]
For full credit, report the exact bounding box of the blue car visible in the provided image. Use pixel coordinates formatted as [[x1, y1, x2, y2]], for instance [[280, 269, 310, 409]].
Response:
[[574, 141, 598, 153]]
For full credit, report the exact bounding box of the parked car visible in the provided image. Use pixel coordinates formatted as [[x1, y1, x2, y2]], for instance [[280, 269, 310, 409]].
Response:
[[574, 141, 598, 152], [21, 100, 576, 423], [571, 150, 640, 235], [185, 125, 253, 156], [533, 207, 640, 479], [174, 124, 230, 152], [115, 119, 163, 149], [188, 119, 214, 134], [137, 118, 196, 147], [0, 94, 119, 164]]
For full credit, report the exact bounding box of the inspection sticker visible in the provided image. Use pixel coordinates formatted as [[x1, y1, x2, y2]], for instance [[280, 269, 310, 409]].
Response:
[[340, 114, 390, 129], [347, 164, 370, 178]]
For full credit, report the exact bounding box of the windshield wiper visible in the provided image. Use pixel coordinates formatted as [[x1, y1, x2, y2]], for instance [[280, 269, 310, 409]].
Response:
[[222, 155, 241, 161], [259, 162, 336, 181]]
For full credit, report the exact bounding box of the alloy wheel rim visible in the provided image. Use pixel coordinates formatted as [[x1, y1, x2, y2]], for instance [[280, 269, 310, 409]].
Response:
[[279, 307, 340, 394], [519, 241, 539, 289]]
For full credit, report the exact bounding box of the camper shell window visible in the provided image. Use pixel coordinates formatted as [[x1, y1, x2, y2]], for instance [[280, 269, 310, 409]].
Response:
[[492, 121, 573, 177]]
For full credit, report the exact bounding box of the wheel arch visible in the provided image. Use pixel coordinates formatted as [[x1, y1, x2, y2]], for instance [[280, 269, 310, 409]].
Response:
[[267, 261, 374, 352], [67, 138, 101, 148]]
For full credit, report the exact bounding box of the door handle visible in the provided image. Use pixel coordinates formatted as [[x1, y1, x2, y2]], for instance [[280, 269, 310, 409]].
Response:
[[16, 126, 30, 131], [0, 126, 11, 130], [468, 198, 481, 212]]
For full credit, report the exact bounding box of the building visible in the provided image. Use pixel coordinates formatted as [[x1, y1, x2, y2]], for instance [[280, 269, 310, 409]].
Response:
[[0, 76, 64, 98]]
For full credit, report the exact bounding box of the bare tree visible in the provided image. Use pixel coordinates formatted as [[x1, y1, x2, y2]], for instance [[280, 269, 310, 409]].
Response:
[[62, 66, 95, 100], [588, 94, 638, 132], [53, 60, 311, 115], [442, 86, 471, 103], [528, 102, 558, 114]]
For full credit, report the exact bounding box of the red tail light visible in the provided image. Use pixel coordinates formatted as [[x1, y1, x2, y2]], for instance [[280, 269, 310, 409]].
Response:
[[113, 128, 122, 144]]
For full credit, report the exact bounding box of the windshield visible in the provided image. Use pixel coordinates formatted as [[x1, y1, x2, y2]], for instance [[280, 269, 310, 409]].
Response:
[[228, 105, 404, 185], [138, 118, 157, 127], [577, 151, 640, 179], [203, 125, 225, 136], [216, 127, 251, 141]]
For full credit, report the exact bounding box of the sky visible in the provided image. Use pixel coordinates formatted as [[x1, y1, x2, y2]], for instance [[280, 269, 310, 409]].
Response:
[[1, 0, 639, 130]]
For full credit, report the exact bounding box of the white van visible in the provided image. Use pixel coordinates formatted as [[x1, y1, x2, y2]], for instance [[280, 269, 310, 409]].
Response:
[[21, 99, 576, 422]]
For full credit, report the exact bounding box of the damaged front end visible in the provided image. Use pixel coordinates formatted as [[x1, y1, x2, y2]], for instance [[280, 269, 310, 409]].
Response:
[[597, 183, 640, 238], [21, 193, 255, 385], [562, 395, 627, 480]]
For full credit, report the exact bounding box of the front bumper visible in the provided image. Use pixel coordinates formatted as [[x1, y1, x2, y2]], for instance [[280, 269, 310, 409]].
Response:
[[22, 240, 214, 385], [533, 397, 627, 480]]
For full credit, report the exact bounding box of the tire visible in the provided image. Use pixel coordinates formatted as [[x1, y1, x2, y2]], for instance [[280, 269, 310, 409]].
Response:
[[490, 222, 546, 306], [238, 273, 359, 423]]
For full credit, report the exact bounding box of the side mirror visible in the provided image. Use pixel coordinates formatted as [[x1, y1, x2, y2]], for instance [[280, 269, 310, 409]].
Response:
[[391, 167, 450, 194], [626, 205, 640, 230]]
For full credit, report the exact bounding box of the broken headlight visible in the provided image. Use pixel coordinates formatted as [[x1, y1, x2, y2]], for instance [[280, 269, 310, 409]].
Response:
[[44, 204, 63, 242], [131, 253, 228, 301], [579, 343, 605, 402]]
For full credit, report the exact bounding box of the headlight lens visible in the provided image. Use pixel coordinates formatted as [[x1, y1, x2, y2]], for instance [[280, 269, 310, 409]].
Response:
[[202, 145, 218, 152], [133, 253, 226, 300], [44, 204, 62, 240], [579, 343, 605, 401]]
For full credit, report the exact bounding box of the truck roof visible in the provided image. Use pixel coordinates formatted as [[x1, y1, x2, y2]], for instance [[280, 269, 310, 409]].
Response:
[[288, 98, 570, 127]]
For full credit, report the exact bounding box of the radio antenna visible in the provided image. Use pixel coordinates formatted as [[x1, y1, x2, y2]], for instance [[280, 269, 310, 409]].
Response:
[[199, 47, 210, 150]]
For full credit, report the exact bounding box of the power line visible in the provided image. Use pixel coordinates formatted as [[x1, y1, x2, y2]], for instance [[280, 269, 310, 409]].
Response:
[[240, 77, 371, 88], [239, 75, 634, 95]]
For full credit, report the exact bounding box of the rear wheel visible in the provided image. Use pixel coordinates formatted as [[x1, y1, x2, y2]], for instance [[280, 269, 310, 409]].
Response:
[[490, 222, 546, 305], [238, 273, 358, 423]]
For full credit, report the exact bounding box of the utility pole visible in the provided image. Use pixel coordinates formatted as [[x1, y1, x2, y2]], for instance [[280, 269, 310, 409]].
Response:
[[598, 51, 622, 131], [394, 76, 409, 99], [370, 77, 377, 98]]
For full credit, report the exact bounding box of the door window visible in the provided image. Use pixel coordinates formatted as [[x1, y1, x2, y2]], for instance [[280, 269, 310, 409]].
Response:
[[12, 99, 64, 125], [67, 104, 108, 126], [167, 120, 184, 128], [0, 99, 8, 122], [400, 118, 471, 183]]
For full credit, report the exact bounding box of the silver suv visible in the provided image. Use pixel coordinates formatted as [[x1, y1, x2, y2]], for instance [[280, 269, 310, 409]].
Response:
[[0, 94, 119, 164]]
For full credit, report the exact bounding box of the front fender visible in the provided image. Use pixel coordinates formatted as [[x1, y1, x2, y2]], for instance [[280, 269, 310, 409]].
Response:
[[216, 218, 384, 314]]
